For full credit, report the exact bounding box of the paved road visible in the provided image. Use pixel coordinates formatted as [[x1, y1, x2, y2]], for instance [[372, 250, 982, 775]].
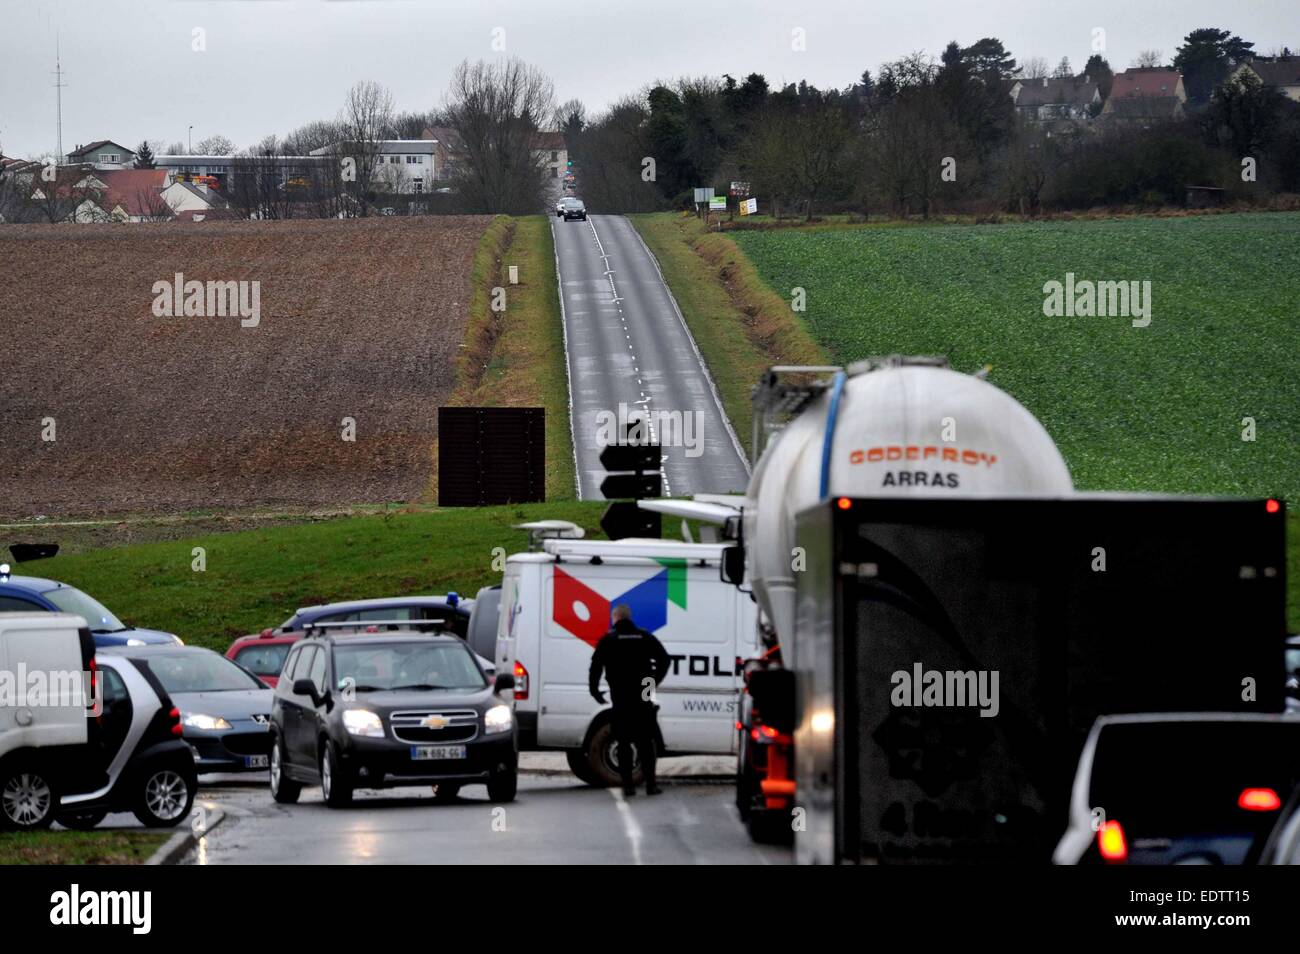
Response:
[[172, 765, 788, 865], [551, 214, 751, 499]]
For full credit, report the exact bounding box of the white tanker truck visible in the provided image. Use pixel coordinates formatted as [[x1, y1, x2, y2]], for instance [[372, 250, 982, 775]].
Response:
[[719, 357, 1286, 863]]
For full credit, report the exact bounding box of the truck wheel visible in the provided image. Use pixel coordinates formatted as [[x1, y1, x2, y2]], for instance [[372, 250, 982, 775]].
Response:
[[565, 749, 601, 786], [487, 769, 517, 804], [0, 766, 58, 831], [747, 808, 795, 845], [583, 720, 643, 788], [736, 760, 759, 820]]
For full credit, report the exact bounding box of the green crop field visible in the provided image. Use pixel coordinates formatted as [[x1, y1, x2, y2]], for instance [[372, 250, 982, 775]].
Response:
[[732, 213, 1299, 502], [20, 502, 608, 652]]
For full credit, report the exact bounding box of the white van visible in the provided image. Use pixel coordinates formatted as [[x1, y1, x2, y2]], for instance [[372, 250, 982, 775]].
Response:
[[0, 612, 96, 829], [496, 538, 758, 785]]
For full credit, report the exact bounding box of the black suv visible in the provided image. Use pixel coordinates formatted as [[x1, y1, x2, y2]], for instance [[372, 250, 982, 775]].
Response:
[[269, 629, 517, 807]]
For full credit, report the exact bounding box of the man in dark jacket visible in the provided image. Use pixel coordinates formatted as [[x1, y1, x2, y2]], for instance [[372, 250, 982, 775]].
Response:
[[589, 604, 671, 796]]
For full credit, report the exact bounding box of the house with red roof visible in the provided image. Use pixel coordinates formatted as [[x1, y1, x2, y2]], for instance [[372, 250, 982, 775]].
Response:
[[1100, 68, 1187, 126]]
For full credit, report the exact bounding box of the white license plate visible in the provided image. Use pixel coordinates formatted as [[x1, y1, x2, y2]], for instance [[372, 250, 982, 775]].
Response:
[[410, 745, 467, 761], [244, 755, 269, 769]]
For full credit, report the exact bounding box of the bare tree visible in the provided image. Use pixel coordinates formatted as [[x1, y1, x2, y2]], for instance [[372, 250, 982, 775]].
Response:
[[229, 136, 296, 220], [132, 187, 175, 222], [282, 119, 345, 156], [1053, 56, 1073, 79], [194, 134, 235, 156], [444, 58, 555, 213], [338, 80, 396, 216], [1133, 49, 1164, 68], [1020, 56, 1050, 79], [30, 166, 102, 222]]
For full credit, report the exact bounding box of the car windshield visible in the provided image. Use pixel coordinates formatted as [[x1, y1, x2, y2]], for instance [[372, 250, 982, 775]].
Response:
[[234, 642, 293, 677], [333, 641, 486, 692], [142, 651, 265, 693], [42, 585, 126, 633]]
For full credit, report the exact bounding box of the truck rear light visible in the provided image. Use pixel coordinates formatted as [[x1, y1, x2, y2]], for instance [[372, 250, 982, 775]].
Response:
[[1097, 820, 1127, 862], [1265, 499, 1280, 514], [1238, 787, 1281, 811], [513, 661, 529, 700], [751, 724, 779, 743]]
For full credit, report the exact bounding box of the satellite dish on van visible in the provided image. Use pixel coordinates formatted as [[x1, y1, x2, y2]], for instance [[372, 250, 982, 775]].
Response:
[[514, 520, 585, 551]]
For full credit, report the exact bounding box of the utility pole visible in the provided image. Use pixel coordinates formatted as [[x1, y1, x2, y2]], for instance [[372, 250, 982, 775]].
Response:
[[53, 34, 68, 164]]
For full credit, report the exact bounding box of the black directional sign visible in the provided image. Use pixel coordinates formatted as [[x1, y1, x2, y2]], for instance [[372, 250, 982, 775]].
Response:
[[599, 472, 662, 500], [601, 501, 662, 541], [599, 442, 662, 473]]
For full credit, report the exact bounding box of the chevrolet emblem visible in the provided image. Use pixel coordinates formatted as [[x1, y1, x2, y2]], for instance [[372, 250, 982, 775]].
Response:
[[420, 715, 449, 730]]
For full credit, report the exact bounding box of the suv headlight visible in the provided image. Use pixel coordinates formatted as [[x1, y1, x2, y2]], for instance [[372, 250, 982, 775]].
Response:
[[484, 704, 513, 735], [343, 708, 385, 738], [183, 713, 231, 731]]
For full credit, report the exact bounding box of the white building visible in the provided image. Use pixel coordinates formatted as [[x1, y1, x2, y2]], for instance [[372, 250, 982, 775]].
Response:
[[310, 140, 438, 194]]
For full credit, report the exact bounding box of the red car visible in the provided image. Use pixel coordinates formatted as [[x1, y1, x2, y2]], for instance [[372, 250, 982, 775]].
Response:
[[225, 630, 302, 688]]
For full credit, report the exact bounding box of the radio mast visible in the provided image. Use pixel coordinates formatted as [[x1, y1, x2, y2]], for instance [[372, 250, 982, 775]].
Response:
[[53, 34, 68, 163]]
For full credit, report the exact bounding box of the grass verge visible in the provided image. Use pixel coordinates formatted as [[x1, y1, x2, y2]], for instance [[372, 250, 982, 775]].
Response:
[[25, 501, 607, 651], [0, 830, 169, 865], [629, 213, 828, 456], [436, 214, 575, 501]]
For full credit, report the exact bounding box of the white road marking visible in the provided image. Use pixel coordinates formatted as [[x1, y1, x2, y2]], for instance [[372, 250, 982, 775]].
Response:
[[587, 216, 671, 496], [608, 789, 644, 865]]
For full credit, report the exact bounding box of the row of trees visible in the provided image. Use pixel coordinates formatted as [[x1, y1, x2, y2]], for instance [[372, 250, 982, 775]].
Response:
[[212, 62, 558, 218], [568, 28, 1300, 218]]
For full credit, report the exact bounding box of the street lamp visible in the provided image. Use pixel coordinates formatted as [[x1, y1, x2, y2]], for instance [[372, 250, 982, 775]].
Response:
[[188, 125, 193, 154]]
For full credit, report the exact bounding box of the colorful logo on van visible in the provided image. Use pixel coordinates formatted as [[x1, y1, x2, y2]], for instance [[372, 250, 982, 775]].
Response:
[[552, 560, 687, 648]]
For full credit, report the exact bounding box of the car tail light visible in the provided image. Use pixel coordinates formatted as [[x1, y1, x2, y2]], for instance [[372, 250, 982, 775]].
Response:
[[513, 661, 529, 700], [1238, 787, 1281, 811], [751, 724, 779, 742], [169, 706, 184, 736], [1265, 499, 1280, 514], [1097, 820, 1127, 862], [86, 657, 98, 710]]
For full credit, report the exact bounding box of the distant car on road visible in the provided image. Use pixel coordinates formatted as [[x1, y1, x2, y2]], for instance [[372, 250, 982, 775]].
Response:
[[103, 645, 273, 774], [0, 564, 180, 648], [1055, 713, 1300, 865], [269, 630, 517, 807], [559, 197, 587, 221]]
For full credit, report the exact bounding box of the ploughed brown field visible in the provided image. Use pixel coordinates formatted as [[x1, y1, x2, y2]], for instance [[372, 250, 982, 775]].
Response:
[[0, 216, 491, 517]]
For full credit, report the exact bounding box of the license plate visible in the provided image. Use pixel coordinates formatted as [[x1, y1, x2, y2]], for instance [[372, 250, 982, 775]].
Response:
[[245, 755, 269, 769], [410, 745, 467, 761]]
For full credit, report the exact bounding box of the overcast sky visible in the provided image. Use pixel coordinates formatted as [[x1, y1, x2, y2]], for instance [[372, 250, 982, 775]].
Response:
[[1, 0, 1294, 157]]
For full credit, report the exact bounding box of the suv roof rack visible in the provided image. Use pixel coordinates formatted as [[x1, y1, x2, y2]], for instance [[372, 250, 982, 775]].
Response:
[[301, 619, 451, 637]]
